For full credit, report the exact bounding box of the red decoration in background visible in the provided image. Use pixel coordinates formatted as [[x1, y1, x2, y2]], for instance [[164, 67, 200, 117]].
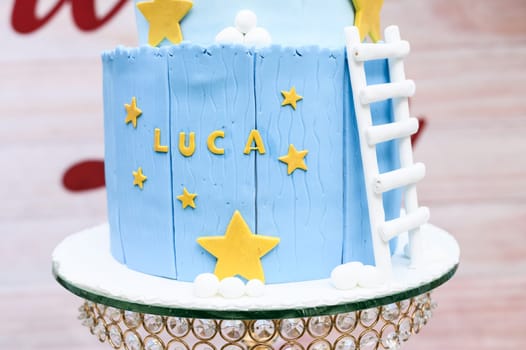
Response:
[[11, 0, 127, 34], [62, 160, 105, 192], [412, 116, 426, 145]]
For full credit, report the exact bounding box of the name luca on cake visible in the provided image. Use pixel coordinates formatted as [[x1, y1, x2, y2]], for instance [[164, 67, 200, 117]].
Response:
[[154, 129, 266, 156]]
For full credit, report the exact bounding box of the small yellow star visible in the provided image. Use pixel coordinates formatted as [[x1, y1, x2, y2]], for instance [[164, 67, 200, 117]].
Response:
[[177, 187, 197, 209], [132, 167, 147, 189], [281, 87, 303, 110], [278, 144, 308, 175], [137, 0, 193, 46], [352, 0, 384, 42], [197, 211, 280, 282], [124, 97, 142, 128]]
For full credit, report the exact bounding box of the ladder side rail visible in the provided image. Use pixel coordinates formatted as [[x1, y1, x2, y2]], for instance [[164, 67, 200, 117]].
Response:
[[345, 26, 393, 278], [384, 25, 425, 268]]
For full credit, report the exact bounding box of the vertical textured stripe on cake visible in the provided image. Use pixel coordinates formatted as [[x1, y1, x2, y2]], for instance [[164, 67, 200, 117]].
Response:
[[254, 47, 345, 283], [102, 51, 125, 263], [168, 45, 257, 281], [105, 47, 177, 278]]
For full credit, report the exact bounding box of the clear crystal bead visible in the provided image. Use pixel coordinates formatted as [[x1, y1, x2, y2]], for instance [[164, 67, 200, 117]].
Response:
[[223, 345, 243, 350], [414, 294, 429, 307], [193, 319, 217, 340], [359, 331, 378, 350], [94, 320, 107, 342], [95, 304, 107, 316], [381, 331, 400, 350], [108, 324, 122, 348], [307, 316, 332, 337], [398, 318, 412, 342], [220, 320, 246, 341], [252, 346, 272, 350], [280, 342, 303, 350], [167, 317, 190, 337], [144, 314, 164, 334], [167, 340, 189, 350], [124, 311, 142, 329], [145, 336, 164, 350], [335, 312, 356, 332], [194, 342, 216, 350], [124, 331, 141, 350], [335, 336, 356, 350], [360, 308, 379, 327], [250, 320, 276, 342], [106, 307, 121, 322], [280, 318, 305, 340], [81, 315, 95, 328], [308, 340, 330, 350], [382, 303, 400, 322], [413, 311, 425, 332], [399, 299, 411, 314]]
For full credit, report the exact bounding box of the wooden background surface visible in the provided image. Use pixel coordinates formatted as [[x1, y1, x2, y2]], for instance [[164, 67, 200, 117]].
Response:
[[1, 0, 525, 348]]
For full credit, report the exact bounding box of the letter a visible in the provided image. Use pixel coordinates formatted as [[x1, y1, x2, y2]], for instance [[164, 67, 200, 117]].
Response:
[[244, 130, 266, 155]]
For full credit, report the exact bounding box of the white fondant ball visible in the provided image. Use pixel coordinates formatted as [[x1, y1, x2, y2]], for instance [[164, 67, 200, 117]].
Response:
[[244, 27, 272, 49], [235, 10, 258, 34], [219, 277, 245, 299], [330, 261, 363, 290], [357, 265, 384, 288], [246, 279, 265, 297], [215, 27, 244, 45], [193, 273, 219, 298]]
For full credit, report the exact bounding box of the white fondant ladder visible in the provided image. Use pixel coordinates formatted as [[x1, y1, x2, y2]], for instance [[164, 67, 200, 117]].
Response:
[[345, 25, 430, 278]]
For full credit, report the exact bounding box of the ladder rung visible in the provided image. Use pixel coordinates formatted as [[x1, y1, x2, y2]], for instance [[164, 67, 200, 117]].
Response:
[[350, 41, 410, 62], [379, 207, 430, 242], [366, 118, 419, 146], [360, 80, 415, 105], [374, 163, 425, 194]]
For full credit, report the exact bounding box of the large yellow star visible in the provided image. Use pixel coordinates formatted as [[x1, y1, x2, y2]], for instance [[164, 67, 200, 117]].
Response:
[[177, 187, 197, 209], [279, 144, 308, 175], [132, 167, 147, 189], [352, 0, 384, 42], [137, 0, 193, 46], [281, 87, 303, 110], [197, 211, 280, 282], [124, 97, 142, 128]]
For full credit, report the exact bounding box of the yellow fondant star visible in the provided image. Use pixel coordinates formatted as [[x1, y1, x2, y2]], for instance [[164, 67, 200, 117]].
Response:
[[177, 187, 197, 209], [137, 0, 193, 46], [124, 97, 142, 128], [352, 0, 384, 42], [279, 144, 308, 175], [281, 87, 303, 110], [132, 167, 147, 189], [197, 211, 280, 282]]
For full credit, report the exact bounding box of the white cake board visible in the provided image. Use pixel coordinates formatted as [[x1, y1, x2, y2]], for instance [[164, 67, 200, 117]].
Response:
[[52, 224, 459, 319]]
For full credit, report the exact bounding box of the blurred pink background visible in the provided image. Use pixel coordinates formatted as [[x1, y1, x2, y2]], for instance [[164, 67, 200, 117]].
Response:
[[1, 0, 525, 348]]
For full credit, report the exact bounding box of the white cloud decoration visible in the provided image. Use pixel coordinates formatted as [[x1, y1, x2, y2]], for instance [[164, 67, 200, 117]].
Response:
[[330, 261, 384, 290], [194, 274, 266, 298], [215, 10, 272, 48]]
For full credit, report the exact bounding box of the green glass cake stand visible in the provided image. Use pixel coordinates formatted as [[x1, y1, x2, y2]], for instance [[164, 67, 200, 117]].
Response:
[[52, 224, 459, 350]]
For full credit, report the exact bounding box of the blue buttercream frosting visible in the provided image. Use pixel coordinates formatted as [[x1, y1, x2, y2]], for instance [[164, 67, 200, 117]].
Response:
[[134, 0, 355, 48], [102, 44, 401, 283]]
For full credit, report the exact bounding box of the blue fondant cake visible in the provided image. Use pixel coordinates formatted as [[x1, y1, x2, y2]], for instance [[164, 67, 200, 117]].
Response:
[[103, 1, 401, 284]]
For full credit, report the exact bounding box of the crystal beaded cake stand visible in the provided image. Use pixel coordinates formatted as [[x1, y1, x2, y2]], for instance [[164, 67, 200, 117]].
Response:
[[52, 224, 459, 350]]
